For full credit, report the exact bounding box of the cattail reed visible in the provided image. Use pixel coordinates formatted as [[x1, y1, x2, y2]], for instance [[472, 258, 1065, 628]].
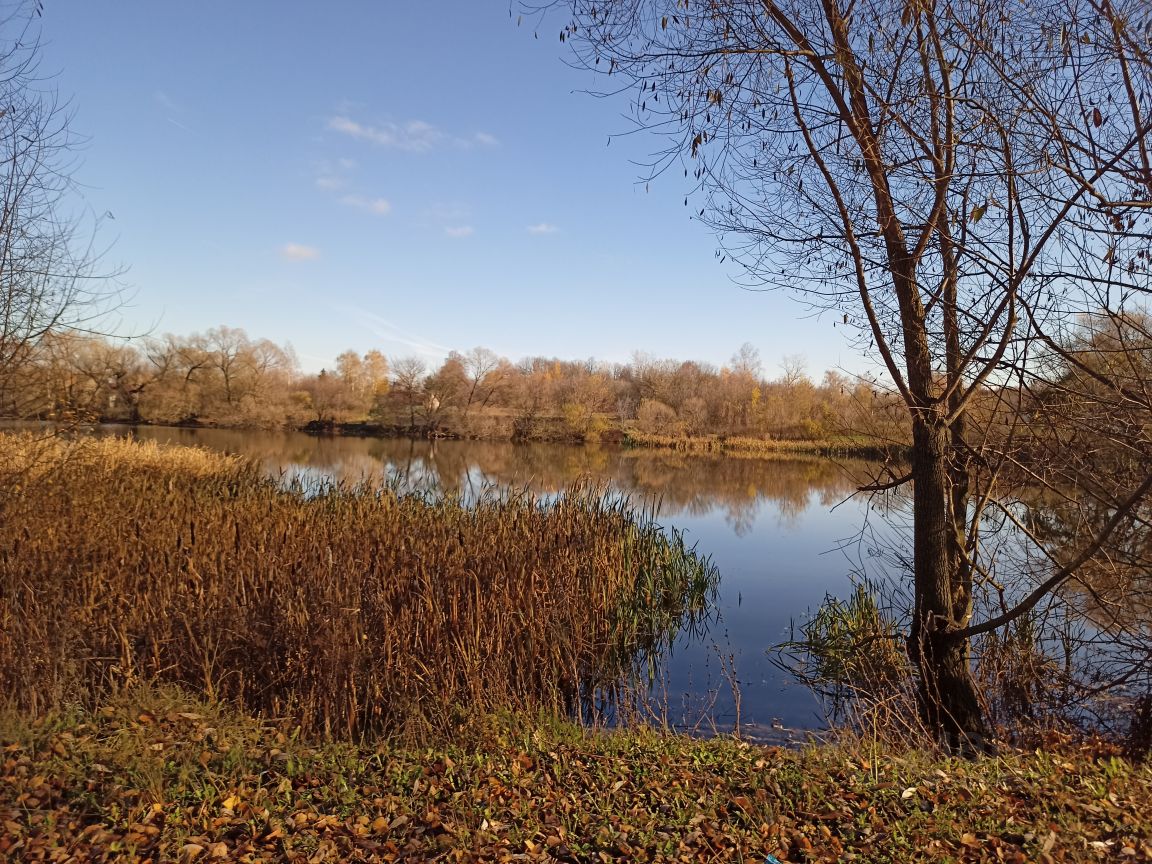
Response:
[[0, 433, 717, 741]]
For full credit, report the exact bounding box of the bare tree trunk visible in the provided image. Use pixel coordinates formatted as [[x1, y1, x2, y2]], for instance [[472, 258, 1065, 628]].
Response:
[[909, 414, 993, 754]]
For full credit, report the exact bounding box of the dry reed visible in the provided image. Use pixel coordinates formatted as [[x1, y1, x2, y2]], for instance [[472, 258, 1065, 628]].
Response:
[[623, 431, 899, 460], [0, 433, 716, 741]]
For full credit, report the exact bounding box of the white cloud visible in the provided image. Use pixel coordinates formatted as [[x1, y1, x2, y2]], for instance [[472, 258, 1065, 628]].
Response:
[[328, 116, 443, 151], [281, 243, 320, 261], [328, 115, 499, 152], [445, 225, 474, 238], [340, 194, 392, 215], [527, 222, 559, 235]]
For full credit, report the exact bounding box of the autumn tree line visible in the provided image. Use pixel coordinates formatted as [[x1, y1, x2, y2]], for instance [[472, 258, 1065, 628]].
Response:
[[0, 327, 910, 444]]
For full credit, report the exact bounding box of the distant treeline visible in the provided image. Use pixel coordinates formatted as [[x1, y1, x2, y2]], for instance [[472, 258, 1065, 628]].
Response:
[[0, 328, 909, 445]]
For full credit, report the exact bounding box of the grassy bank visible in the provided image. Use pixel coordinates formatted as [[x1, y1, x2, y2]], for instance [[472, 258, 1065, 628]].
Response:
[[290, 417, 903, 460], [0, 433, 716, 741], [620, 432, 903, 460], [2, 687, 1150, 862]]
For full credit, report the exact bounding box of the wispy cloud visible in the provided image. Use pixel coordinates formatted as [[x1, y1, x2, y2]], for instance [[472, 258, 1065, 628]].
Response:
[[340, 194, 392, 215], [154, 90, 180, 112], [281, 243, 320, 261], [314, 159, 391, 216], [527, 222, 559, 235], [155, 90, 194, 133], [415, 202, 477, 236], [339, 306, 452, 359], [328, 115, 499, 152], [328, 116, 441, 151], [422, 202, 471, 225], [314, 158, 356, 192]]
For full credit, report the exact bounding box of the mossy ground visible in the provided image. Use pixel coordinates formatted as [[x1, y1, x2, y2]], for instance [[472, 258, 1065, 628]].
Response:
[[2, 687, 1150, 863]]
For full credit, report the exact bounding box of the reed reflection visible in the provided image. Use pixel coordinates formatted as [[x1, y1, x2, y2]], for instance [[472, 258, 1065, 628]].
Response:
[[108, 426, 863, 536], [87, 424, 883, 735]]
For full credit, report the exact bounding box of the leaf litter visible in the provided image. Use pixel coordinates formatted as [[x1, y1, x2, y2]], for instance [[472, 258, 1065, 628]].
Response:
[[2, 688, 1150, 862]]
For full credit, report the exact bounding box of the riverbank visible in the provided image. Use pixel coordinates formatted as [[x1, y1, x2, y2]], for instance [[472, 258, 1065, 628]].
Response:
[[3, 687, 1150, 863], [621, 431, 903, 460], [295, 419, 905, 460], [7, 415, 907, 460]]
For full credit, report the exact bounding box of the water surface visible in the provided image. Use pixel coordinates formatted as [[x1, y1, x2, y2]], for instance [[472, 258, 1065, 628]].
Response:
[[98, 425, 890, 739]]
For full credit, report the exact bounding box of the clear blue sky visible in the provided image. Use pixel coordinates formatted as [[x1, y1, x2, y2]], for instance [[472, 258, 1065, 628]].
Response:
[[38, 1, 855, 376]]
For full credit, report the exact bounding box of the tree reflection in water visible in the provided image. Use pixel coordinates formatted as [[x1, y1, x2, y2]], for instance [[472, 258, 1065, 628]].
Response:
[[92, 425, 878, 738], [103, 428, 862, 529], [828, 475, 1152, 736]]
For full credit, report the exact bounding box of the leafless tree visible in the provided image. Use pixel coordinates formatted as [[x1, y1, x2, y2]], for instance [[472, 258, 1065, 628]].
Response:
[[544, 0, 1152, 751], [730, 341, 762, 378], [0, 3, 116, 419], [779, 355, 809, 388], [461, 346, 507, 421], [390, 356, 428, 429]]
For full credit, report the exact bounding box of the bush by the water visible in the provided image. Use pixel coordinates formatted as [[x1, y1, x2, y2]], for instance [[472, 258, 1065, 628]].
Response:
[[0, 433, 716, 740]]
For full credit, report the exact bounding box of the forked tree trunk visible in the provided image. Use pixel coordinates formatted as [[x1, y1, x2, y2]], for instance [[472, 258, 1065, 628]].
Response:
[[908, 414, 994, 755]]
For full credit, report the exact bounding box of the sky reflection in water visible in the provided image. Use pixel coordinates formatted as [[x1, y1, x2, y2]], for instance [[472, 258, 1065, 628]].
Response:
[[102, 426, 894, 738]]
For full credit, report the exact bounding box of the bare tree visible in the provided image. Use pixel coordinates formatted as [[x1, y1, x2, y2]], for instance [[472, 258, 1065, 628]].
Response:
[[68, 337, 151, 422], [461, 346, 507, 422], [548, 0, 1152, 751], [300, 369, 362, 424], [203, 326, 249, 407], [779, 355, 809, 388], [0, 4, 116, 420], [730, 342, 762, 378], [390, 356, 428, 429]]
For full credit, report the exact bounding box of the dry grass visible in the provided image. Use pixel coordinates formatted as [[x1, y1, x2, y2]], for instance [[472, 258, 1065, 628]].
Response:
[[623, 430, 900, 459], [0, 433, 716, 742]]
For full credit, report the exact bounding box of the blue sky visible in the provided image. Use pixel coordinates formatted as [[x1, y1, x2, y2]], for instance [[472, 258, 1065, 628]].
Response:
[[37, 1, 854, 376]]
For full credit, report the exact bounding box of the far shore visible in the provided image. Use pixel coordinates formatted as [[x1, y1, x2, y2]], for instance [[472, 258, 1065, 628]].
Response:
[[15, 415, 908, 461]]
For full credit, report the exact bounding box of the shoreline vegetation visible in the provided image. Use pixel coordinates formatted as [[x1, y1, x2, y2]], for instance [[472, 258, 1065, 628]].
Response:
[[5, 437, 1150, 861], [19, 414, 905, 461], [4, 329, 914, 459], [0, 434, 717, 741], [296, 420, 904, 461]]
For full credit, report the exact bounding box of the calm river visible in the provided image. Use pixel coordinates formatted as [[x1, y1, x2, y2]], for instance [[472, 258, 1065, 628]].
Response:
[[96, 425, 896, 741]]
